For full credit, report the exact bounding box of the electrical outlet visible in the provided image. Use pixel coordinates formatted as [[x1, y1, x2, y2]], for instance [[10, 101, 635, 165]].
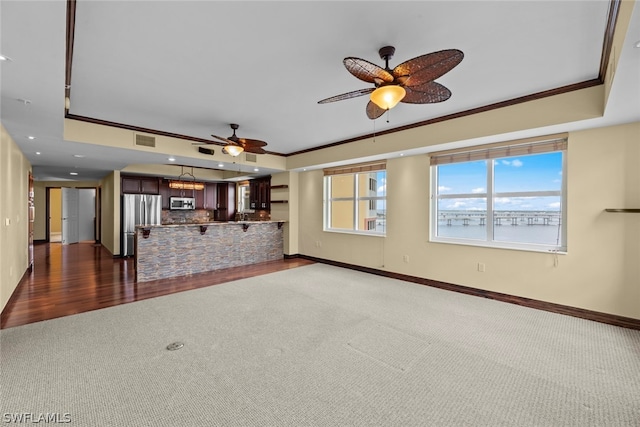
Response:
[[4, 218, 10, 226], [403, 255, 410, 263], [477, 262, 485, 272]]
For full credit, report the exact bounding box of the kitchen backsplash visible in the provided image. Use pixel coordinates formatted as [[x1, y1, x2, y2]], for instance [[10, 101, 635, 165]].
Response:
[[162, 209, 213, 224], [162, 209, 270, 224]]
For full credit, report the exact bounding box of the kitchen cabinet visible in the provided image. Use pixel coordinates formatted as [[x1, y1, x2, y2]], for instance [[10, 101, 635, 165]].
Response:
[[203, 183, 216, 210], [159, 181, 170, 209], [214, 183, 229, 221], [249, 176, 271, 211], [194, 188, 205, 209], [122, 176, 160, 195], [140, 178, 159, 194]]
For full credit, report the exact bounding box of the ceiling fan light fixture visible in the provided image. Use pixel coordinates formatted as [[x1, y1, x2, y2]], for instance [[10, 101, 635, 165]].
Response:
[[223, 144, 244, 157], [370, 85, 406, 110]]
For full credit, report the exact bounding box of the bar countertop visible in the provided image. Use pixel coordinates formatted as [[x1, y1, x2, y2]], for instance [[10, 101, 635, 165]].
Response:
[[136, 220, 286, 228]]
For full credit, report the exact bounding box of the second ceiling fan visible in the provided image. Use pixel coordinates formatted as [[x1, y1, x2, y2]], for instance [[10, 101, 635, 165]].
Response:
[[318, 46, 464, 119]]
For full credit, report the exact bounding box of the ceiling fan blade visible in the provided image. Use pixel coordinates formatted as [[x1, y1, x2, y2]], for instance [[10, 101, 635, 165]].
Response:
[[318, 87, 374, 104], [401, 82, 452, 104], [344, 57, 394, 84], [366, 101, 386, 120], [238, 138, 267, 147], [393, 49, 464, 86], [211, 134, 236, 145], [243, 146, 267, 154]]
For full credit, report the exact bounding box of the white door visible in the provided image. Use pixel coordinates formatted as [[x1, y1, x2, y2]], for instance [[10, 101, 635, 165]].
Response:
[[62, 187, 80, 245]]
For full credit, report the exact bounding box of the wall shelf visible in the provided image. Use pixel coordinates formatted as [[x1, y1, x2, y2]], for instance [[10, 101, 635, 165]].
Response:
[[604, 209, 640, 213], [270, 185, 288, 205]]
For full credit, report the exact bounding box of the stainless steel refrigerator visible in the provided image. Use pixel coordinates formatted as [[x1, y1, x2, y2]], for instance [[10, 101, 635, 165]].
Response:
[[121, 194, 162, 257]]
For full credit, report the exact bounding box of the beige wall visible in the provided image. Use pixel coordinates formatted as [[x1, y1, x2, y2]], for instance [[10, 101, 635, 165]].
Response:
[[100, 171, 119, 255], [297, 122, 640, 320], [0, 124, 31, 312], [50, 188, 62, 233]]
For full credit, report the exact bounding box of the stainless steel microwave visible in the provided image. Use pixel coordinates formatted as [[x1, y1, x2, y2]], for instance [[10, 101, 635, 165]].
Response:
[[170, 197, 195, 210]]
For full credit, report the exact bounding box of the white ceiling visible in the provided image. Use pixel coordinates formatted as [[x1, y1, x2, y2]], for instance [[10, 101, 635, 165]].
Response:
[[1, 1, 639, 182]]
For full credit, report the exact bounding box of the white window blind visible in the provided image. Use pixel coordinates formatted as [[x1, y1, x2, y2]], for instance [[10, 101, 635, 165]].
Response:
[[430, 135, 568, 166], [324, 160, 386, 176]]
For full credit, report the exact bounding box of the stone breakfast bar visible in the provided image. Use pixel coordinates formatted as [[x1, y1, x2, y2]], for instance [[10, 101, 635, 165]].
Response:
[[135, 221, 285, 282]]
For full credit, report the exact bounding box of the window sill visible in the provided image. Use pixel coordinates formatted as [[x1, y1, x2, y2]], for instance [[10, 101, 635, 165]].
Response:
[[324, 229, 386, 237], [429, 237, 566, 254]]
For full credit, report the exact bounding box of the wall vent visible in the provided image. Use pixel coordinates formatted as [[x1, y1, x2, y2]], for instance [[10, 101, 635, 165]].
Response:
[[198, 147, 215, 155], [135, 134, 156, 148], [245, 153, 257, 163]]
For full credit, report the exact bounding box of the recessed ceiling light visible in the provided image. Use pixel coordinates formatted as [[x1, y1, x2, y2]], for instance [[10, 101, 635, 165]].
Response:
[[218, 163, 224, 167], [35, 152, 41, 155], [70, 172, 78, 176], [0, 54, 12, 61], [168, 157, 176, 161], [399, 153, 404, 156], [254, 168, 259, 172], [73, 154, 85, 158], [635, 40, 640, 48], [27, 136, 36, 140]]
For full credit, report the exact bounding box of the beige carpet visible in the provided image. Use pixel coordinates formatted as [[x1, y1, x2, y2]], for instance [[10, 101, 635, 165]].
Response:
[[1, 264, 639, 426]]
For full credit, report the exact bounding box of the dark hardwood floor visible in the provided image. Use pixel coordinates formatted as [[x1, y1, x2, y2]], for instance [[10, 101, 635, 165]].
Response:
[[1, 242, 314, 329]]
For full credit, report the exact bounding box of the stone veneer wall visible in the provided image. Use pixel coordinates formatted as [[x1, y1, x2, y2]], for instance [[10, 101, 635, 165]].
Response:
[[136, 222, 284, 282]]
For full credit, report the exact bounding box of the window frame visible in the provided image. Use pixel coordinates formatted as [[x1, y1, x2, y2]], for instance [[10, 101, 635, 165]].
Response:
[[430, 142, 567, 253], [323, 168, 386, 237]]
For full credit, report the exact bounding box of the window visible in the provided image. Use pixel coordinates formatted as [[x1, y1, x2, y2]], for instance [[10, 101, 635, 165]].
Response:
[[237, 182, 250, 212], [430, 137, 567, 252], [324, 161, 386, 235]]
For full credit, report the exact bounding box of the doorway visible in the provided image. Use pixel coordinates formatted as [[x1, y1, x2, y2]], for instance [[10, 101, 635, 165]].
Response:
[[47, 187, 97, 243]]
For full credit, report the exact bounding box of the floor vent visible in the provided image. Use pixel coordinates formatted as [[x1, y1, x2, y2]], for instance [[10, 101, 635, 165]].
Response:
[[245, 153, 257, 163], [135, 134, 156, 148]]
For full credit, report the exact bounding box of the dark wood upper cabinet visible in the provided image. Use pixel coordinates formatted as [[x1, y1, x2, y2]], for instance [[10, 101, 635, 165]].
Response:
[[204, 183, 216, 210], [159, 180, 170, 209], [249, 176, 271, 211], [122, 176, 160, 195], [122, 177, 142, 194], [140, 178, 159, 194]]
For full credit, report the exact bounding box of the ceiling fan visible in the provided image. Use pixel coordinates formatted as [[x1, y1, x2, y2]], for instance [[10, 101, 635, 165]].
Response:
[[318, 46, 464, 119], [210, 123, 268, 156]]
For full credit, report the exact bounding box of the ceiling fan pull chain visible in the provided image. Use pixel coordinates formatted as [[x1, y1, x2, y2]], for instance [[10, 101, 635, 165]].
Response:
[[372, 117, 376, 143]]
